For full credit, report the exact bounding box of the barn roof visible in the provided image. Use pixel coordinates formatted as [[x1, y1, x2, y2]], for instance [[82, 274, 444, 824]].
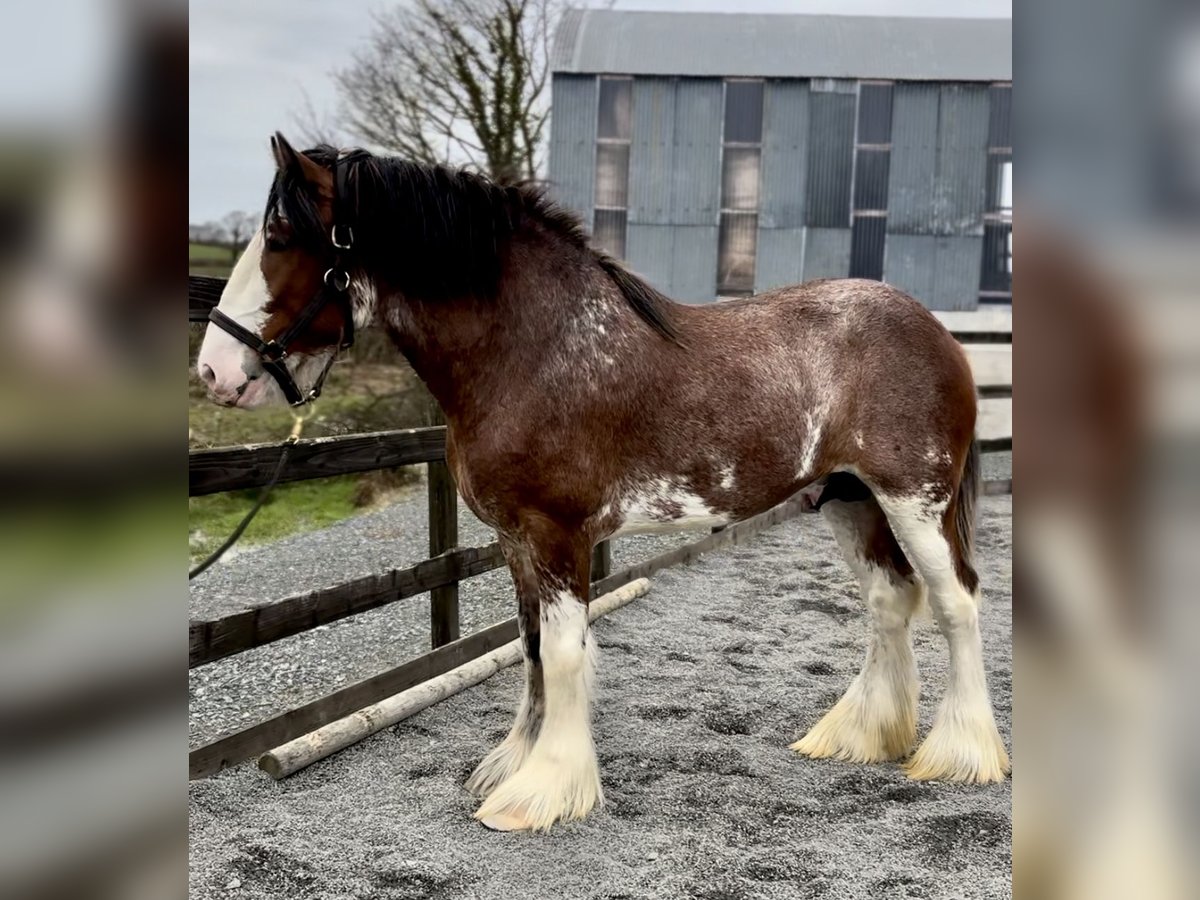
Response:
[[551, 10, 1012, 82]]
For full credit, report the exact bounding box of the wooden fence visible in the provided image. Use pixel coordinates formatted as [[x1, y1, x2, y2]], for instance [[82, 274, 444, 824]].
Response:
[[188, 276, 1012, 779]]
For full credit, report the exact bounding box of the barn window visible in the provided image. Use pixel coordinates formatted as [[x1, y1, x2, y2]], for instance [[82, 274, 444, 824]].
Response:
[[848, 82, 893, 280], [593, 77, 632, 257], [806, 80, 857, 228], [718, 79, 763, 295], [979, 83, 1013, 301]]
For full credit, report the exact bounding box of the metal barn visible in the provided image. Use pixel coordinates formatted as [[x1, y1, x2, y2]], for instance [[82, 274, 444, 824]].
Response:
[[546, 10, 1012, 309]]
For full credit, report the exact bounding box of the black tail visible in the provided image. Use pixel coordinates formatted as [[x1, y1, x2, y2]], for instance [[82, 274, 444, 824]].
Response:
[[952, 440, 981, 594]]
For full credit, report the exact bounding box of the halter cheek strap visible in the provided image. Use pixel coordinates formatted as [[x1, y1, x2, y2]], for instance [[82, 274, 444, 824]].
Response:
[[208, 152, 360, 407]]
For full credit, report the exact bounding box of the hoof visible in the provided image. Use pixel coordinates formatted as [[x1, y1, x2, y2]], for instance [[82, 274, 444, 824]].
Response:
[[790, 690, 916, 764], [902, 713, 1010, 783], [477, 809, 533, 832], [465, 732, 535, 799], [472, 749, 602, 833]]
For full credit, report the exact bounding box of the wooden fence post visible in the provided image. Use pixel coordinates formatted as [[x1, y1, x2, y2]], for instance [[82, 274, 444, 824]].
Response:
[[591, 540, 611, 582], [426, 403, 459, 648]]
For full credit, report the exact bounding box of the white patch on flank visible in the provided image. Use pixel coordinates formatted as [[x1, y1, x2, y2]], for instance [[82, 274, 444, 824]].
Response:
[[797, 409, 826, 479], [854, 431, 865, 449], [475, 592, 602, 830], [612, 477, 728, 536]]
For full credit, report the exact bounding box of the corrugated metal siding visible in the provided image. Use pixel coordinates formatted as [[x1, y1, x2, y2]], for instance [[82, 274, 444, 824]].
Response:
[[547, 74, 597, 222], [670, 79, 723, 225], [882, 232, 935, 301], [806, 91, 856, 227], [930, 235, 984, 310], [932, 84, 990, 236], [886, 83, 989, 237], [988, 84, 1012, 147], [759, 80, 809, 229], [755, 227, 805, 292], [886, 83, 939, 234], [670, 224, 720, 302], [802, 227, 851, 279], [883, 233, 982, 310], [624, 223, 674, 292], [627, 78, 676, 225]]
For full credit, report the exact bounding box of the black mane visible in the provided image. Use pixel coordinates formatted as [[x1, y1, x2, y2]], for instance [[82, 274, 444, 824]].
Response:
[[267, 146, 679, 342]]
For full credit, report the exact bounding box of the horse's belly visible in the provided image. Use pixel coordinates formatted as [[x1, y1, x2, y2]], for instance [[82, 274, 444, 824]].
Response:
[[608, 481, 730, 537]]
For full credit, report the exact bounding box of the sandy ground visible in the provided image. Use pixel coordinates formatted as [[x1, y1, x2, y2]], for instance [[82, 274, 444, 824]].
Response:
[[189, 494, 1011, 900]]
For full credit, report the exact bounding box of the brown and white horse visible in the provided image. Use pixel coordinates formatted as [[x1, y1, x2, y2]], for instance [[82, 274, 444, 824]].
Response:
[[197, 136, 1010, 831]]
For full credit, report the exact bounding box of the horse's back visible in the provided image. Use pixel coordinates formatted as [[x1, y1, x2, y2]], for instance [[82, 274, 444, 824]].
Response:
[[667, 277, 977, 501]]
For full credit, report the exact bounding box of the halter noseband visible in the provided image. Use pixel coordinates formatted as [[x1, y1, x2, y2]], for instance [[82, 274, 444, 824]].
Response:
[[208, 153, 359, 407]]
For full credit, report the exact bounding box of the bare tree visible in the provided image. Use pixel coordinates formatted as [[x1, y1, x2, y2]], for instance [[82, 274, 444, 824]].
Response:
[[334, 0, 560, 184], [221, 211, 259, 261], [191, 221, 228, 246], [291, 87, 343, 148]]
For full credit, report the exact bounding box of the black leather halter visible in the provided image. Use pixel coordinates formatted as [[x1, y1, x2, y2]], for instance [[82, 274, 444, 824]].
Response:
[[208, 154, 358, 406]]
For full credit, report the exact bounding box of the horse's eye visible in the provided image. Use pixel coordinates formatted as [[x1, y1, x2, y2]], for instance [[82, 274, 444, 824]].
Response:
[[265, 213, 292, 252]]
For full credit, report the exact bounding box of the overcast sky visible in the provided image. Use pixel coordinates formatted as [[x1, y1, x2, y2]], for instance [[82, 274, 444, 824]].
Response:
[[188, 0, 1012, 223]]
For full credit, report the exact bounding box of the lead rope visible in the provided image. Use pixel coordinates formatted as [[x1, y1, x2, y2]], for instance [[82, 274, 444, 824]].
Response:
[[189, 411, 309, 581]]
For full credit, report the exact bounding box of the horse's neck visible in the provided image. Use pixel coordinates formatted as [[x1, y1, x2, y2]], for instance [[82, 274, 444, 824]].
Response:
[[382, 258, 650, 427]]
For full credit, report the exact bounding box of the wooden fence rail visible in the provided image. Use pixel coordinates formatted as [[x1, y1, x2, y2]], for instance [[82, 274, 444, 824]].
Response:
[[187, 273, 1012, 778], [190, 427, 447, 496], [189, 544, 504, 668]]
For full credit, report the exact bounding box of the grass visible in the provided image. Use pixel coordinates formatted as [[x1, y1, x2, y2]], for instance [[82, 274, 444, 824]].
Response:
[[189, 476, 362, 564], [189, 242, 233, 277], [188, 353, 432, 563]]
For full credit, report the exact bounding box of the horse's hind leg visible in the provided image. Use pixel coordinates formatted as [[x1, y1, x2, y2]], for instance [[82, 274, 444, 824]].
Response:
[[465, 538, 544, 798], [792, 493, 923, 763], [873, 482, 1010, 783]]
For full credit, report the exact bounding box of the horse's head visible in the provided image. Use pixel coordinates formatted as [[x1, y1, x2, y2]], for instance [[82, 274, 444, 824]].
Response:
[[197, 134, 356, 408]]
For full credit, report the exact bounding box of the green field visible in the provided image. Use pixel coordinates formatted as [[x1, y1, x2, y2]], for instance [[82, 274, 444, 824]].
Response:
[[189, 241, 234, 276]]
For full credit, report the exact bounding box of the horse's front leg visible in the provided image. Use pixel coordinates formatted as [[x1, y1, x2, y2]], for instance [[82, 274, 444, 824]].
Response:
[[465, 538, 545, 798], [473, 529, 601, 832]]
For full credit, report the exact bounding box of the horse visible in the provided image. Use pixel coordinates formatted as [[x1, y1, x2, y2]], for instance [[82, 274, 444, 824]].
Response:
[[196, 134, 1010, 832]]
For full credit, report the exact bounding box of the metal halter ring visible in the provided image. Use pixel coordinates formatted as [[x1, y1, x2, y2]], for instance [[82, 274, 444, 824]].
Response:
[[331, 224, 354, 249], [262, 340, 287, 361], [324, 268, 351, 292]]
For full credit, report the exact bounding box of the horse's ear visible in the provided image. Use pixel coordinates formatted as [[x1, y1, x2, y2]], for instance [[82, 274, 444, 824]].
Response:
[[270, 132, 331, 196]]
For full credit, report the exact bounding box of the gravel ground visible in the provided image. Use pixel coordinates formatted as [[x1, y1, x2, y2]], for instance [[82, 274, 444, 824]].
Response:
[[189, 491, 1011, 900]]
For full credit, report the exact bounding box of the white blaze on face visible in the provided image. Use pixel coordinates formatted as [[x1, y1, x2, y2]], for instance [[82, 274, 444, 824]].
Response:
[[196, 230, 271, 404]]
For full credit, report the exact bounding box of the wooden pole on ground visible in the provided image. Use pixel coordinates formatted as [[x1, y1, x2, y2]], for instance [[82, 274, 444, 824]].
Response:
[[258, 577, 652, 780]]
